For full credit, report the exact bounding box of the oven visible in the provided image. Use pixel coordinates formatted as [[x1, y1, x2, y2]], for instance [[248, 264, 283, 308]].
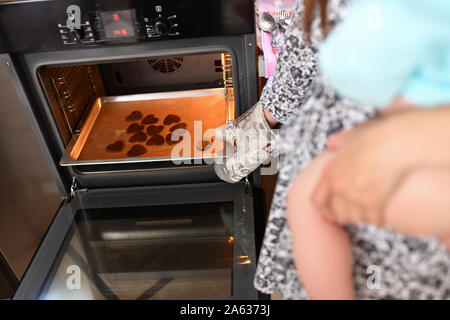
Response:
[[0, 0, 262, 300]]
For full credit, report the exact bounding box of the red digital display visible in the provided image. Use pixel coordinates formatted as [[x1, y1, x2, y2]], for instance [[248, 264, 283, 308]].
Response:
[[100, 9, 136, 39], [113, 29, 128, 36]]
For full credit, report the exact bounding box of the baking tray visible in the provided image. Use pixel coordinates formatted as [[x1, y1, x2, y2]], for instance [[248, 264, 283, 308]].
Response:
[[60, 88, 234, 166]]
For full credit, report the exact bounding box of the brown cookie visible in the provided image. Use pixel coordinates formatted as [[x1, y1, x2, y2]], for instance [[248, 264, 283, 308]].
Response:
[[127, 144, 147, 157], [129, 131, 148, 142], [169, 123, 187, 132], [106, 140, 124, 153], [166, 133, 184, 145], [163, 114, 180, 125], [127, 123, 145, 134], [141, 114, 159, 125], [125, 111, 143, 122], [146, 134, 164, 146], [146, 125, 164, 136]]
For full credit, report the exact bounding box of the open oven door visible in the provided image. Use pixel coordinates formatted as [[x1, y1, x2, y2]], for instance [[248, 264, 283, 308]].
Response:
[[13, 181, 258, 300]]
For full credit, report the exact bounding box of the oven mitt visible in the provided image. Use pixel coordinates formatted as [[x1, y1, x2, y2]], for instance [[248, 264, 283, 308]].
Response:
[[214, 101, 278, 183]]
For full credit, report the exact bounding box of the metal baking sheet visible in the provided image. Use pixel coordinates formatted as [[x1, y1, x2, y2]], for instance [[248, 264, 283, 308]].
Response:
[[60, 88, 233, 166]]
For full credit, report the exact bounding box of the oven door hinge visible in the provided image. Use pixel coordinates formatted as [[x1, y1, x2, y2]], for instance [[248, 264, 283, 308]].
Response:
[[70, 177, 88, 200], [241, 196, 248, 214], [241, 177, 251, 213], [244, 177, 251, 194]]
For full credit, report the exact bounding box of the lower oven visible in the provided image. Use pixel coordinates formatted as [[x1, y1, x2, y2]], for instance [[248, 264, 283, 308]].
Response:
[[16, 182, 257, 300], [0, 0, 262, 299]]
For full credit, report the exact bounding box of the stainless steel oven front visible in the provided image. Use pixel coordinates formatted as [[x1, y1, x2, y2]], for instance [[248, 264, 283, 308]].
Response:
[[0, 0, 262, 300]]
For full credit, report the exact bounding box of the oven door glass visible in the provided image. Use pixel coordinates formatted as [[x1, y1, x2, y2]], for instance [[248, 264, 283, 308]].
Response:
[[44, 203, 234, 300], [13, 182, 257, 300]]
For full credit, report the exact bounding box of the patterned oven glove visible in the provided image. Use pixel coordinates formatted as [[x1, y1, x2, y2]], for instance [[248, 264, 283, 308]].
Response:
[[214, 101, 279, 183]]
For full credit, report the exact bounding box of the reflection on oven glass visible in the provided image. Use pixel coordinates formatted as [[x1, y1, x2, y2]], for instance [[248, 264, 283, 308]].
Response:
[[41, 202, 234, 300]]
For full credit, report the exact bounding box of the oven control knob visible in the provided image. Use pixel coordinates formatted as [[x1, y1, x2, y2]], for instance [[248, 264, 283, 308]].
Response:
[[154, 20, 168, 36]]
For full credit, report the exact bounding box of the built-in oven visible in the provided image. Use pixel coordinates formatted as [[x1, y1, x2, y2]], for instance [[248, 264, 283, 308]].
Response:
[[0, 0, 262, 299]]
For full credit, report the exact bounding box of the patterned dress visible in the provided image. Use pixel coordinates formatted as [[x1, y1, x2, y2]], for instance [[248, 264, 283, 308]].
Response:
[[254, 0, 450, 299]]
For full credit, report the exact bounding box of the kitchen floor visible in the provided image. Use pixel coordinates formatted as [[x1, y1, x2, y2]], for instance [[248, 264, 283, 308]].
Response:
[[0, 63, 61, 281]]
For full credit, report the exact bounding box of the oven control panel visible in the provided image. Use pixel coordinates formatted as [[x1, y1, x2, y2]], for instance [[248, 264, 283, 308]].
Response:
[[0, 0, 254, 53], [58, 5, 182, 46]]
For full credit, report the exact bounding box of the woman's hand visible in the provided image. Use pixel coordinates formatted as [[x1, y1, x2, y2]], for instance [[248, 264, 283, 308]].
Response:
[[312, 107, 450, 226], [214, 102, 278, 183]]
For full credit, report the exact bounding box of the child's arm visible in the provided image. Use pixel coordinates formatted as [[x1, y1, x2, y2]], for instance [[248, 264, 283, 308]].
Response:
[[384, 166, 450, 242]]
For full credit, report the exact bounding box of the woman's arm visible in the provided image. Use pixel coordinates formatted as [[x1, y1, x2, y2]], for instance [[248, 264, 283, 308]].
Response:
[[259, 0, 320, 124]]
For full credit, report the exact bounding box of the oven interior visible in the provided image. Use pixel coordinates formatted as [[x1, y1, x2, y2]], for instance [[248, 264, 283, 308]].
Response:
[[38, 51, 235, 169]]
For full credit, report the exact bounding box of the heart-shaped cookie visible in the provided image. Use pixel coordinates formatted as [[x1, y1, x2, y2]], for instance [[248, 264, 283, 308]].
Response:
[[106, 140, 124, 153], [146, 125, 164, 136], [125, 111, 143, 122], [166, 133, 184, 145], [127, 123, 145, 134], [142, 114, 159, 125], [169, 123, 187, 132], [146, 134, 165, 146], [127, 144, 147, 157], [129, 131, 148, 142], [163, 114, 181, 125]]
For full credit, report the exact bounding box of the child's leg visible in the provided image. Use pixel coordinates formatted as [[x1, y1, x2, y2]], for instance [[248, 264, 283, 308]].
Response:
[[442, 236, 450, 250], [287, 151, 355, 299], [384, 167, 450, 249]]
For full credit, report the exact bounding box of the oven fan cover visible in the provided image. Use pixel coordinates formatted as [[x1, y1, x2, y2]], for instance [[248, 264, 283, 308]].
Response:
[[148, 57, 184, 73]]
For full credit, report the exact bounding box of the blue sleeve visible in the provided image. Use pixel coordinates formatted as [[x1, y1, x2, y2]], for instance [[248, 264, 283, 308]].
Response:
[[318, 0, 450, 107]]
